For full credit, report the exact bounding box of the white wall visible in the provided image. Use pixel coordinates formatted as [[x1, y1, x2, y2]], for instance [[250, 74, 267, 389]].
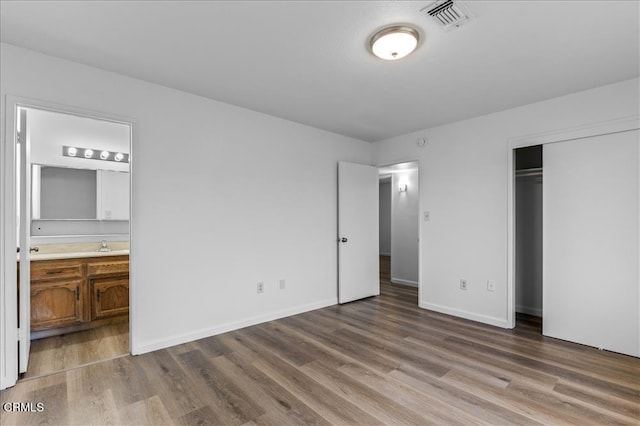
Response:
[[0, 43, 371, 366], [391, 169, 419, 286], [544, 131, 639, 357], [515, 175, 542, 316], [378, 181, 391, 256], [372, 77, 639, 328]]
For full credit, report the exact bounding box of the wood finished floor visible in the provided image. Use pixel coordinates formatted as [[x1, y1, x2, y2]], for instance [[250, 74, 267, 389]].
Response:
[[23, 322, 129, 380], [1, 256, 638, 425]]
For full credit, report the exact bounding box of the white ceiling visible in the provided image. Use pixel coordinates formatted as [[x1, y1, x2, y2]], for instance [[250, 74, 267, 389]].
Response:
[[2, 1, 638, 142]]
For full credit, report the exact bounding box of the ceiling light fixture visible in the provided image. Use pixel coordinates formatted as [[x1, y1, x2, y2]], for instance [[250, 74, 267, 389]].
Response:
[[100, 150, 110, 160], [370, 26, 420, 60]]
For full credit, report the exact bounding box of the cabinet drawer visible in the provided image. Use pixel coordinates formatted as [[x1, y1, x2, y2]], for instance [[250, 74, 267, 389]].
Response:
[[87, 261, 129, 276], [31, 262, 83, 281]]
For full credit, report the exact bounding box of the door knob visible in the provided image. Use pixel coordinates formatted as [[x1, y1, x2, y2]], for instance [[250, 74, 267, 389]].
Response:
[[340, 237, 348, 243], [29, 246, 39, 253]]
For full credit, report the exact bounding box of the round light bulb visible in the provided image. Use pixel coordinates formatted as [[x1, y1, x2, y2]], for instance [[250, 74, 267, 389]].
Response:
[[84, 149, 94, 158], [114, 153, 124, 162], [370, 26, 419, 61], [100, 151, 110, 160], [67, 147, 77, 157]]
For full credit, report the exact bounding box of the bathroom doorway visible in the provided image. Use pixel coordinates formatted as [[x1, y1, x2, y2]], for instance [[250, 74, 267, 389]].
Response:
[[15, 105, 132, 380], [377, 161, 420, 305]]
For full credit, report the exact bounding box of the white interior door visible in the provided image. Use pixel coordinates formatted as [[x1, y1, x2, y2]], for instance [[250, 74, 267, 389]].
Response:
[[18, 107, 31, 373], [338, 161, 379, 303], [543, 129, 639, 357]]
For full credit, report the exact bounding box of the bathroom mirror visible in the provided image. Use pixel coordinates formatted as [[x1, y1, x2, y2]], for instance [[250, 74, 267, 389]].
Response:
[[32, 164, 129, 220]]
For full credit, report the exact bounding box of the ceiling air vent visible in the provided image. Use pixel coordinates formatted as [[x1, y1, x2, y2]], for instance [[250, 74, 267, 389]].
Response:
[[420, 0, 472, 31]]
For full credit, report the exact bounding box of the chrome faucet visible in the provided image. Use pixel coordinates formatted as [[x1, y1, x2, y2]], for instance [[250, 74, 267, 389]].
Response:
[[98, 240, 111, 252]]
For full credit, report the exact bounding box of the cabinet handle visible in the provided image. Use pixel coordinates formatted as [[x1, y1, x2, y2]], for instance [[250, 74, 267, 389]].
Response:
[[76, 287, 80, 301], [97, 290, 100, 302], [46, 270, 62, 275]]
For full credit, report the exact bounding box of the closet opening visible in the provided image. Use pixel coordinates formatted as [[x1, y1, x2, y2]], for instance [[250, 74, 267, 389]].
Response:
[[514, 145, 543, 333]]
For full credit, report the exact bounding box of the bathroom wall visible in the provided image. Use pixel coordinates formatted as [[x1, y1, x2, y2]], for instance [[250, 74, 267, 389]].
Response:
[[378, 180, 391, 256], [391, 169, 419, 286]]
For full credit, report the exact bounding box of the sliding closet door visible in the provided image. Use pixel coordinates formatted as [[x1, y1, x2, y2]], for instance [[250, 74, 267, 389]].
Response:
[[543, 130, 639, 357]]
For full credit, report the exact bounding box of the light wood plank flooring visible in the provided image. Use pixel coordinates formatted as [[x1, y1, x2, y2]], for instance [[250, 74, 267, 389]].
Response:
[[1, 257, 638, 425], [23, 322, 129, 380]]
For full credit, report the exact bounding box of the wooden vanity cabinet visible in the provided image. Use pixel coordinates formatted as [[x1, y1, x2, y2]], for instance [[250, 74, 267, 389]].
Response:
[[29, 255, 129, 338], [88, 259, 129, 320]]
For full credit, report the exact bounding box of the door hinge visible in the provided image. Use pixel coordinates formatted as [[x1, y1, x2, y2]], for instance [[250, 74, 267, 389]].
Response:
[[17, 327, 26, 342]]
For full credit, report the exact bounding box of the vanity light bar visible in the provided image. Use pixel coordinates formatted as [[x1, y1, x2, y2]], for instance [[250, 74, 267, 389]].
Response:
[[63, 145, 129, 163]]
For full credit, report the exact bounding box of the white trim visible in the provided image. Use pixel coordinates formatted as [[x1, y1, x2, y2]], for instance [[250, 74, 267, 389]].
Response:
[[419, 301, 509, 328], [135, 297, 338, 355], [510, 115, 640, 148], [1, 95, 136, 388], [506, 114, 640, 336], [516, 305, 542, 317], [391, 278, 418, 287], [1, 97, 19, 390]]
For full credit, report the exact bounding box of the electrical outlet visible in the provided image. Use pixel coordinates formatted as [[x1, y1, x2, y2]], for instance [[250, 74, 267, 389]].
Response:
[[279, 279, 286, 290], [487, 280, 496, 292], [460, 279, 468, 290], [257, 282, 264, 294]]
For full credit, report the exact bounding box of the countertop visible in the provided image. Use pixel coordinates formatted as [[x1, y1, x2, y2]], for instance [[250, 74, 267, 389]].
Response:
[[18, 242, 129, 262], [28, 249, 129, 261]]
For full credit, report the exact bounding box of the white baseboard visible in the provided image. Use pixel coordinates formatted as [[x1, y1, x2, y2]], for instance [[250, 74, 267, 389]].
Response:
[[379, 252, 391, 257], [419, 301, 509, 328], [391, 278, 418, 287], [133, 297, 338, 355], [516, 304, 542, 317]]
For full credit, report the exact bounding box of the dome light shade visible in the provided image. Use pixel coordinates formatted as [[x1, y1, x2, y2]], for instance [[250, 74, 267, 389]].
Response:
[[370, 26, 419, 60]]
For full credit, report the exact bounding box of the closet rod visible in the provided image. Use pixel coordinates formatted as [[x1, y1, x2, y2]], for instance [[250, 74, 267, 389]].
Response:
[[515, 167, 542, 178]]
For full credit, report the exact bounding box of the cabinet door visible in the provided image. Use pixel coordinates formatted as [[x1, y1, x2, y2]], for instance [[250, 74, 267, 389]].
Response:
[[91, 276, 129, 320], [31, 279, 83, 330]]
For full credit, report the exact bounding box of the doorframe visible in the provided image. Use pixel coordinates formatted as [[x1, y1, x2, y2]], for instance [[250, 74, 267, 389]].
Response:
[[1, 95, 137, 389], [375, 159, 421, 304], [506, 115, 639, 329]]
